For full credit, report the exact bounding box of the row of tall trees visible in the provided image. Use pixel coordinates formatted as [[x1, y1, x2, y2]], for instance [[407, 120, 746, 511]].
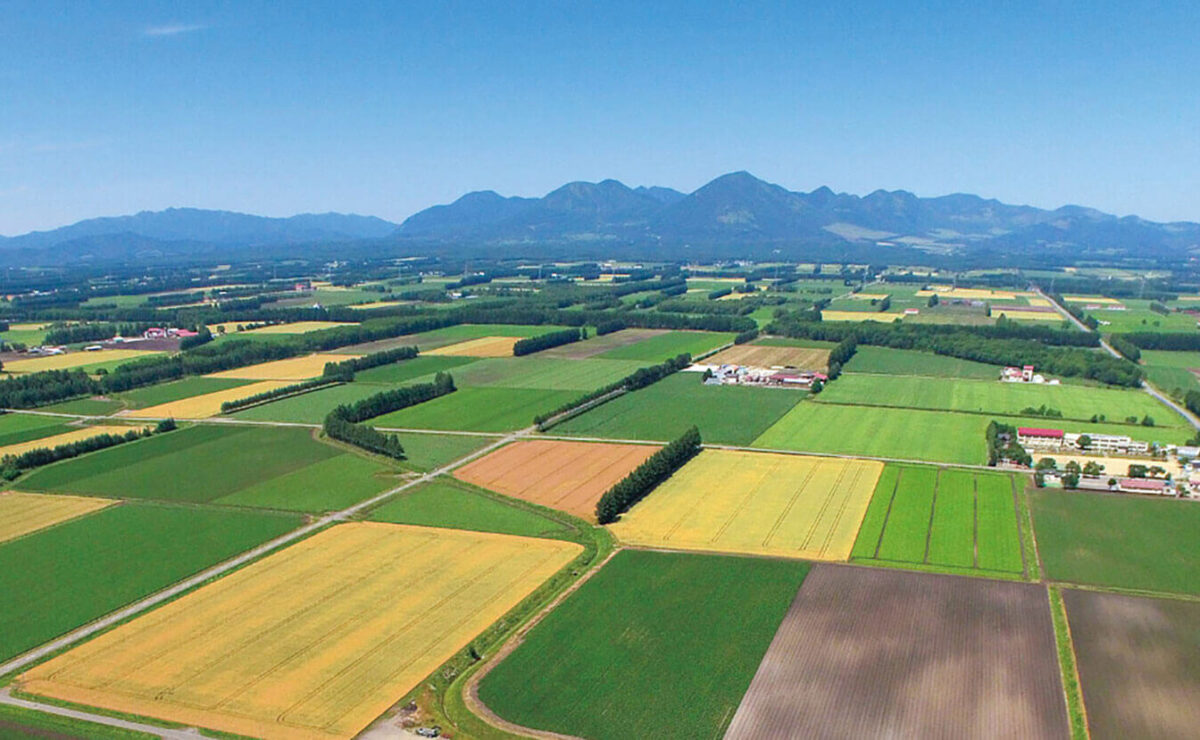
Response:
[[1, 419, 174, 480], [321, 372, 457, 459], [220, 378, 339, 413], [513, 329, 585, 356], [595, 426, 702, 524], [321, 346, 418, 381], [533, 354, 693, 428]]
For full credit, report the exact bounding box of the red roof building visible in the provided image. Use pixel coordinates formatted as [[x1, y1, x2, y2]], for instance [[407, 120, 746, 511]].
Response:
[[1119, 478, 1169, 493], [1018, 427, 1064, 439]]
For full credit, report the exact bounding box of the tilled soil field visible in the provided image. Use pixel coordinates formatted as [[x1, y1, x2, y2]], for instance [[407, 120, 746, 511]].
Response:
[[725, 565, 1067, 739]]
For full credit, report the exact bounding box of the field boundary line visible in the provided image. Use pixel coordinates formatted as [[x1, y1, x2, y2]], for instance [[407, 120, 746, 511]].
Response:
[[972, 475, 980, 569], [922, 468, 940, 564], [1047, 587, 1091, 739], [873, 467, 903, 559], [0, 687, 198, 740], [461, 549, 622, 740]]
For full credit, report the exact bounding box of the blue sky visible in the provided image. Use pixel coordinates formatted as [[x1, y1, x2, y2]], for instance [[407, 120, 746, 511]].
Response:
[[1, 1, 1197, 234]]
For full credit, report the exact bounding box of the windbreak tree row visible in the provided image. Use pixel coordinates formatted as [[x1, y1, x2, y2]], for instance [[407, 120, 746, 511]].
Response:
[[533, 354, 693, 429], [595, 426, 702, 524], [321, 372, 457, 460]]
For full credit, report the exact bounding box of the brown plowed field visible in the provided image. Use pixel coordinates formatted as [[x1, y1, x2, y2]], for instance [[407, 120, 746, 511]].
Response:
[[1063, 589, 1200, 739], [725, 565, 1067, 739], [539, 329, 666, 358], [705, 344, 830, 370], [453, 440, 659, 521]]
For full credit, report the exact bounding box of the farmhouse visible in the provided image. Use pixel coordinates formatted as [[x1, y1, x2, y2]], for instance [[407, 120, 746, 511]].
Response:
[[1000, 364, 1059, 384], [1018, 427, 1065, 449], [1117, 477, 1171, 495]]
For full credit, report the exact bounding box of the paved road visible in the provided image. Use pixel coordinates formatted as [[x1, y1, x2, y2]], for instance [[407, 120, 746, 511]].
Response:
[[0, 688, 202, 740]]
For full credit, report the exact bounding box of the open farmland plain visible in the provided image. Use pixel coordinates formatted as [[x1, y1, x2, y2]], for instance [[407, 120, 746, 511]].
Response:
[[120, 379, 294, 418], [2, 349, 160, 374], [851, 465, 1025, 576], [0, 491, 113, 544], [478, 550, 810, 740], [0, 424, 150, 458], [724, 565, 1067, 739], [0, 412, 73, 447], [206, 353, 361, 380], [592, 330, 734, 361], [369, 479, 572, 538], [706, 342, 830, 369], [19, 523, 581, 740], [609, 450, 882, 560], [1063, 589, 1200, 739], [454, 439, 659, 520], [426, 335, 522, 357], [0, 502, 299, 663], [842, 346, 1004, 379]]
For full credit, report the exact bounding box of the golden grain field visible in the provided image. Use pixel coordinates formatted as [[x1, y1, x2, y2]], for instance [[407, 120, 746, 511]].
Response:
[[994, 309, 1063, 321], [20, 522, 581, 740], [347, 301, 406, 310], [609, 450, 883, 561], [121, 380, 294, 418], [205, 353, 361, 380], [206, 321, 356, 335], [426, 336, 521, 357], [1025, 297, 1053, 307], [915, 287, 1017, 300], [3, 350, 159, 374], [852, 293, 891, 300], [0, 491, 114, 544], [820, 310, 904, 323], [1063, 295, 1123, 305], [0, 425, 150, 459], [706, 344, 830, 370]]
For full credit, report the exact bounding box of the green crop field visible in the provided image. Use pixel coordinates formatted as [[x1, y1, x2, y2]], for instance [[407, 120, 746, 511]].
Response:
[[384, 432, 492, 471], [451, 357, 646, 390], [1032, 490, 1200, 595], [851, 465, 1024, 575], [0, 412, 71, 447], [368, 479, 570, 538], [843, 346, 1006, 379], [116, 376, 256, 408], [820, 373, 1178, 425], [753, 336, 837, 349], [554, 372, 803, 444], [0, 502, 298, 662], [1075, 298, 1198, 333], [478, 550, 809, 740], [18, 425, 354, 504], [36, 397, 125, 416], [351, 354, 477, 383], [594, 331, 734, 361], [0, 703, 155, 739], [213, 453, 397, 511], [232, 382, 400, 423], [1140, 350, 1200, 396], [369, 386, 579, 432]]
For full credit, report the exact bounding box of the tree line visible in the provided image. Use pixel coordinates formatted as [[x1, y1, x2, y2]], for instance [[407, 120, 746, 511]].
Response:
[[595, 426, 701, 524], [513, 329, 585, 356], [321, 372, 457, 459], [2, 419, 175, 480], [534, 354, 693, 429], [321, 346, 418, 381], [220, 378, 340, 413]]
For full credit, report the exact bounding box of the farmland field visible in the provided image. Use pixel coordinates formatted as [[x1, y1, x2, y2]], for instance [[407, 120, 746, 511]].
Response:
[[593, 330, 734, 361], [478, 549, 810, 740], [453, 440, 659, 520], [114, 376, 256, 408], [211, 452, 397, 511], [610, 450, 882, 560], [1140, 349, 1200, 396], [2, 349, 159, 374], [229, 381, 392, 423], [205, 353, 361, 380], [0, 412, 71, 447], [724, 565, 1067, 739], [369, 478, 571, 537], [850, 465, 1025, 575], [843, 346, 1012, 379], [20, 523, 581, 740], [36, 397, 124, 416], [0, 703, 155, 739], [351, 354, 476, 383], [451, 357, 645, 390], [369, 386, 578, 432], [818, 373, 1178, 425], [0, 424, 150, 459], [426, 335, 521, 357], [1032, 490, 1200, 594], [538, 328, 665, 358], [0, 491, 113, 544], [706, 343, 830, 370], [120, 379, 294, 418], [0, 502, 298, 662], [554, 372, 802, 444], [1063, 589, 1200, 739]]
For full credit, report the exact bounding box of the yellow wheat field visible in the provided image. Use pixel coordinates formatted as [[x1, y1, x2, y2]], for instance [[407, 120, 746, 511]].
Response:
[[7, 322, 50, 331], [205, 353, 361, 381], [0, 425, 150, 459], [820, 310, 904, 323], [1064, 295, 1123, 305], [426, 336, 521, 357], [994, 309, 1063, 321], [121, 380, 294, 419], [3, 350, 158, 374], [347, 301, 406, 310], [609, 450, 883, 561], [706, 344, 830, 370], [1025, 297, 1053, 307], [915, 286, 1017, 300], [0, 491, 114, 544], [20, 522, 581, 740]]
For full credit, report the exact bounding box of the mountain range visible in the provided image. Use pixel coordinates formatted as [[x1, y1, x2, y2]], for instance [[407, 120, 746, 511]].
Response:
[[3, 172, 1197, 266]]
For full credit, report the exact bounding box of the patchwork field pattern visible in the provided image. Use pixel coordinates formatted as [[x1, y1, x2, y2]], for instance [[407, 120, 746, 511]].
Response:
[[451, 357, 645, 391], [3, 349, 159, 374], [609, 450, 882, 560], [0, 491, 114, 544], [1063, 589, 1200, 739], [706, 343, 830, 370], [20, 522, 581, 740], [0, 425, 150, 459], [206, 354, 361, 380], [724, 565, 1067, 739], [454, 440, 659, 520], [426, 336, 521, 357], [121, 380, 294, 418], [851, 465, 1025, 575]]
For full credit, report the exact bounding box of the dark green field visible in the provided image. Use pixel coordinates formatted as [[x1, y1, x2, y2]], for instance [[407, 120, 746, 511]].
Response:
[[232, 382, 400, 423], [843, 346, 1004, 379], [0, 413, 70, 447], [1033, 490, 1200, 594], [478, 550, 809, 740], [0, 704, 154, 739], [115, 376, 256, 408], [213, 452, 397, 511], [351, 354, 477, 384], [368, 479, 570, 537], [370, 387, 578, 432], [554, 372, 802, 444], [0, 502, 298, 662]]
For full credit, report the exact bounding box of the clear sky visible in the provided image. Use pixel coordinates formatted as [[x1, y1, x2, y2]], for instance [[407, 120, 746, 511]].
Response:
[[2, 1, 1198, 234]]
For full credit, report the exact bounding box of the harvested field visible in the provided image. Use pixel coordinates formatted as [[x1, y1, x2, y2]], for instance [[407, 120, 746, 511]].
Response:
[[593, 330, 735, 362], [724, 565, 1067, 739], [205, 353, 361, 380], [994, 307, 1062, 320], [0, 425, 150, 459], [705, 343, 830, 370], [0, 491, 114, 544], [820, 310, 904, 322], [347, 300, 407, 310], [1063, 589, 1200, 739], [3, 349, 158, 374], [453, 440, 659, 520], [20, 522, 581, 740], [537, 328, 665, 359], [115, 376, 255, 409], [120, 379, 294, 418], [609, 450, 882, 560], [426, 336, 521, 357]]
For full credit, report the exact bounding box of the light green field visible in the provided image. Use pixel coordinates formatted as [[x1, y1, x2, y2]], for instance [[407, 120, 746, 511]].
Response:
[[451, 357, 646, 390], [595, 331, 734, 362], [233, 382, 402, 424], [851, 464, 1024, 575], [368, 479, 571, 538], [213, 453, 398, 511], [1140, 350, 1200, 396], [0, 413, 71, 447], [1079, 298, 1197, 333], [351, 355, 477, 383], [369, 387, 579, 432], [843, 346, 1005, 379], [821, 373, 1177, 425], [116, 376, 257, 409]]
